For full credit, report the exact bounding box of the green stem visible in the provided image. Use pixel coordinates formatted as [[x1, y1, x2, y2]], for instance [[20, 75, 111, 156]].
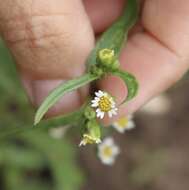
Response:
[[38, 106, 85, 129]]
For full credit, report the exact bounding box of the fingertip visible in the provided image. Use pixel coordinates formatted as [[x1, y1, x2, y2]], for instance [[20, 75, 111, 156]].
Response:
[[83, 0, 125, 34], [98, 75, 127, 104]]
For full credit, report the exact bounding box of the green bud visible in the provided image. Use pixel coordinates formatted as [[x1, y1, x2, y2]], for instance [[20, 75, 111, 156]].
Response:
[[79, 120, 101, 146], [98, 49, 115, 65], [87, 120, 101, 140], [111, 60, 120, 71], [84, 106, 96, 120], [97, 48, 120, 71]]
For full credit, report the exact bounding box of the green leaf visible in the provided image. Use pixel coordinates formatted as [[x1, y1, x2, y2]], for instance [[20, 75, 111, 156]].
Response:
[[87, 0, 138, 68], [1, 144, 45, 169], [0, 105, 86, 139], [113, 70, 139, 103], [34, 73, 97, 125], [20, 132, 84, 190]]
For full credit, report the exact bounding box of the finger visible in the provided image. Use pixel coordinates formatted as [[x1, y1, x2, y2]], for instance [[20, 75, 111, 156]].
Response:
[[83, 0, 125, 34], [21, 75, 86, 117], [99, 0, 189, 124], [0, 0, 94, 115]]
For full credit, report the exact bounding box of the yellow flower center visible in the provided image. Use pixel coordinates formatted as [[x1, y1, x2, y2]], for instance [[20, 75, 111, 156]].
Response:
[[103, 146, 113, 157], [99, 96, 112, 112], [98, 49, 114, 64], [117, 117, 128, 128]]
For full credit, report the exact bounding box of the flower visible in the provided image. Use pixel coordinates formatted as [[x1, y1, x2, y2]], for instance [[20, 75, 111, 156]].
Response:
[[79, 120, 101, 146], [98, 137, 120, 165], [113, 115, 135, 133], [79, 134, 101, 146], [91, 90, 118, 119]]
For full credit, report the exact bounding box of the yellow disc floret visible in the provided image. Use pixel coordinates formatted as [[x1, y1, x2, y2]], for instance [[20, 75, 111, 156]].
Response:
[[98, 96, 112, 112], [98, 49, 115, 65], [117, 117, 128, 128], [103, 146, 113, 157]]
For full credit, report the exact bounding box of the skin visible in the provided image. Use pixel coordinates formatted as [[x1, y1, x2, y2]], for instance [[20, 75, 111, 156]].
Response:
[[0, 0, 189, 124]]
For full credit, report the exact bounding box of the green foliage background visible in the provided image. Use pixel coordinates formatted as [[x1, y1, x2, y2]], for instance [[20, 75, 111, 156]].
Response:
[[0, 39, 84, 190]]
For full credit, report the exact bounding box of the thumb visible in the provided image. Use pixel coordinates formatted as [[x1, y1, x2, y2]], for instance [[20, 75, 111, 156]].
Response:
[[0, 0, 94, 116]]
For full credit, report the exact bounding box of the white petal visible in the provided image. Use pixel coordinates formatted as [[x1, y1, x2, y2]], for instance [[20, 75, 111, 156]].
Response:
[[108, 109, 117, 118], [112, 123, 125, 133], [79, 140, 86, 147], [91, 99, 97, 103], [96, 108, 101, 114], [91, 98, 99, 103], [94, 97, 100, 101], [108, 111, 113, 118], [126, 121, 135, 130], [111, 103, 116, 108], [95, 90, 104, 97], [112, 108, 118, 115], [91, 103, 98, 107], [100, 157, 115, 165], [96, 112, 101, 118], [103, 137, 114, 146], [96, 109, 104, 119], [99, 112, 105, 119], [112, 146, 120, 155]]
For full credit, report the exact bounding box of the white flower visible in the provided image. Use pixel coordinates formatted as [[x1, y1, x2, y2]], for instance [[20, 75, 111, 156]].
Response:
[[79, 134, 101, 147], [113, 115, 135, 133], [91, 90, 118, 119], [98, 137, 120, 165]]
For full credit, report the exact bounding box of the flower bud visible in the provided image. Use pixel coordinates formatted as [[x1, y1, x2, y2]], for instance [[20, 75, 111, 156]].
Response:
[[98, 49, 115, 65], [97, 49, 120, 71], [79, 120, 101, 146], [84, 106, 96, 120]]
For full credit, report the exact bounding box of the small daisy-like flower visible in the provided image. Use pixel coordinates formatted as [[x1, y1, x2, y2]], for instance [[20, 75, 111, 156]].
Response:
[[98, 137, 120, 165], [113, 115, 135, 133], [79, 134, 101, 146], [91, 90, 118, 119]]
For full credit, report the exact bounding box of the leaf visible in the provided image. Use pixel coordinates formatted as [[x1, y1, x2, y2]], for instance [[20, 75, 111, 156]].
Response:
[[113, 70, 139, 103], [0, 105, 86, 139], [34, 73, 97, 125], [87, 0, 138, 68], [20, 132, 84, 190], [1, 144, 45, 169]]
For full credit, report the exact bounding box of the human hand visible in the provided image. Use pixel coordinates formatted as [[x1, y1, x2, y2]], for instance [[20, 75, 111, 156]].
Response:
[[0, 0, 189, 124]]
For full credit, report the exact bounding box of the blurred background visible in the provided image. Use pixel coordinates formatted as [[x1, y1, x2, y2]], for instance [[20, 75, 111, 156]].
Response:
[[0, 38, 189, 190]]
